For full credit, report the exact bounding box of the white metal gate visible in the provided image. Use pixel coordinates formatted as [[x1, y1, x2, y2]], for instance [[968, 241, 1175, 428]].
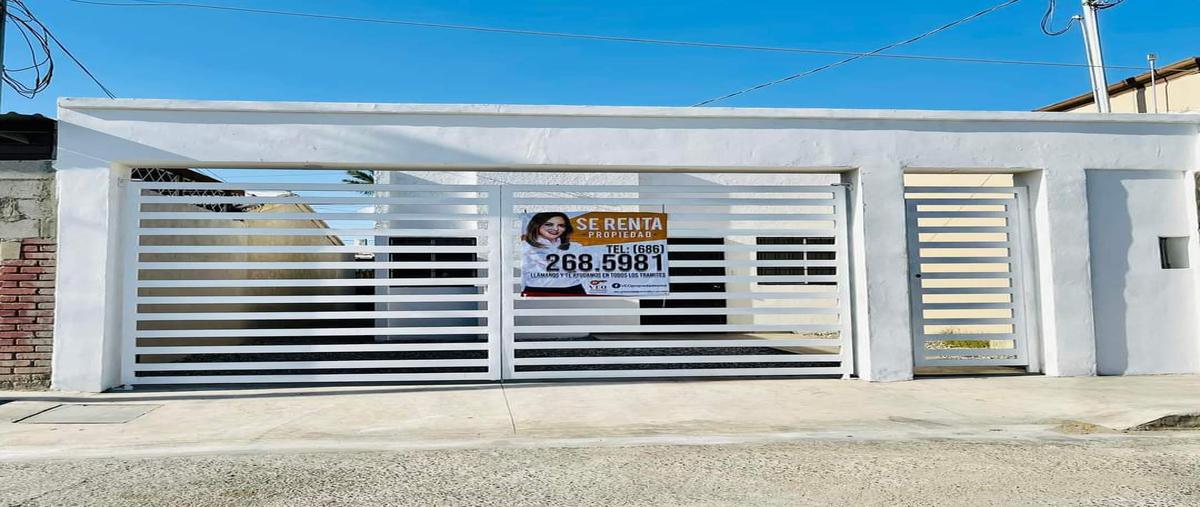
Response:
[[500, 184, 853, 379], [121, 177, 853, 384], [904, 186, 1031, 368], [121, 180, 503, 385]]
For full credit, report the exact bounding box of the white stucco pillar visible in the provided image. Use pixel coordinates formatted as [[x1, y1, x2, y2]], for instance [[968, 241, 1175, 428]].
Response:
[[50, 138, 128, 392], [1015, 169, 1097, 376], [842, 164, 913, 381]]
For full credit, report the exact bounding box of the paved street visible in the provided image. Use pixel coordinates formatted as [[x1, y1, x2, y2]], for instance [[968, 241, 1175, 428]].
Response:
[[3, 375, 1199, 505], [3, 436, 1200, 506]]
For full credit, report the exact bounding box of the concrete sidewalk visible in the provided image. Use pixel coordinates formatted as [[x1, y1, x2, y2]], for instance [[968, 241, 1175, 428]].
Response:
[[1, 375, 1198, 461]]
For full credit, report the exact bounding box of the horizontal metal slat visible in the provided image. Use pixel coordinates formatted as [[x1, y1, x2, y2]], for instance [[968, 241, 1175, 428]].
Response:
[[132, 182, 498, 192], [514, 324, 838, 334], [136, 294, 490, 304], [917, 272, 1010, 280], [136, 212, 489, 222], [919, 333, 1014, 340], [515, 338, 839, 349], [910, 211, 1010, 218], [907, 199, 1014, 206], [136, 326, 491, 338], [916, 358, 1026, 367], [506, 197, 834, 206], [666, 213, 836, 221], [917, 226, 1011, 234], [134, 359, 489, 371], [668, 228, 836, 237], [132, 372, 496, 384], [135, 310, 492, 321], [903, 186, 1018, 194], [512, 354, 842, 366], [668, 259, 838, 268], [917, 318, 1013, 325], [918, 287, 1013, 295], [666, 244, 838, 253], [512, 306, 838, 317], [504, 184, 839, 194], [512, 291, 838, 301], [917, 241, 1011, 248], [138, 261, 491, 270], [137, 277, 492, 288], [134, 343, 490, 354], [664, 275, 840, 283], [139, 195, 491, 205], [917, 302, 1013, 310], [137, 228, 486, 237], [137, 245, 489, 254], [507, 367, 847, 380], [918, 257, 1011, 264], [923, 348, 1019, 357]]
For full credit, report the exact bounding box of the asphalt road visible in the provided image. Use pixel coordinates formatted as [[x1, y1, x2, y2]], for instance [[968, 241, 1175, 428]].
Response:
[[3, 437, 1199, 506]]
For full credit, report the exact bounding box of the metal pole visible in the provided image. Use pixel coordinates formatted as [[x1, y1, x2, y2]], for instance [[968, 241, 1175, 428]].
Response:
[[0, 0, 7, 112], [1147, 53, 1159, 114], [1079, 0, 1111, 113]]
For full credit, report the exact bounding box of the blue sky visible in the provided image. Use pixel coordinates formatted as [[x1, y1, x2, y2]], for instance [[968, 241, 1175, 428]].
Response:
[[10, 0, 1198, 117]]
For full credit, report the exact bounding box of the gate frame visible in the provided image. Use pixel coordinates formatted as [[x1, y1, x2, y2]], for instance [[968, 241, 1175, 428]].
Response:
[[497, 182, 855, 380], [903, 185, 1042, 372]]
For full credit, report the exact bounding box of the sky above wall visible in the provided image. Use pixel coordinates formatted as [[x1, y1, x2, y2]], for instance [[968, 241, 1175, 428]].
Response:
[[9, 0, 1198, 117]]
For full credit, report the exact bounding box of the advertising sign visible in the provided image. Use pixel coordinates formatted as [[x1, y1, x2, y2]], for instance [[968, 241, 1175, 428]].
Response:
[[520, 211, 669, 296]]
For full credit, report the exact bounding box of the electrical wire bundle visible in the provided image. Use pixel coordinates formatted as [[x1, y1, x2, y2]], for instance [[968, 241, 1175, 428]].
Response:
[[1042, 0, 1126, 36], [3, 0, 115, 100], [3, 0, 54, 99]]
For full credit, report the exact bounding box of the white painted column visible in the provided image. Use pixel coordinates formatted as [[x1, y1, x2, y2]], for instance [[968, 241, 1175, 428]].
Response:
[[1015, 169, 1097, 376], [842, 163, 913, 381], [50, 150, 127, 392], [1187, 170, 1200, 373]]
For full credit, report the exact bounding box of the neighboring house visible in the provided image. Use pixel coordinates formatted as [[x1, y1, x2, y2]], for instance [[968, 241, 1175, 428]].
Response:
[[0, 113, 56, 389], [1037, 56, 1200, 113]]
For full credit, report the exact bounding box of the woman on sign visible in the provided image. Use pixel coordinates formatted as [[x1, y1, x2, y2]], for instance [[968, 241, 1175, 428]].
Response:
[[521, 212, 586, 296]]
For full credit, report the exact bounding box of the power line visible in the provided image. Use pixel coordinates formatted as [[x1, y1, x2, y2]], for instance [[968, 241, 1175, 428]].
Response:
[[1040, 0, 1079, 36], [68, 0, 1146, 74], [1042, 0, 1125, 37], [42, 25, 116, 99], [3, 0, 115, 99], [693, 0, 1022, 106], [43, 26, 116, 98], [3, 0, 55, 100]]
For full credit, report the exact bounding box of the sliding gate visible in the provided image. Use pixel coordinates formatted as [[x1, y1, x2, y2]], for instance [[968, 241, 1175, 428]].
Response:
[[500, 184, 853, 379], [121, 177, 852, 384]]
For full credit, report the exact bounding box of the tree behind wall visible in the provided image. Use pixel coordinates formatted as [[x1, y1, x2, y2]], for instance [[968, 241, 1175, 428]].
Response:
[[343, 169, 375, 186]]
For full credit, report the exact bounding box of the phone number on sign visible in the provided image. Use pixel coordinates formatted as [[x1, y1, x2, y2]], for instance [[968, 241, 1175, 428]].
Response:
[[545, 253, 664, 272]]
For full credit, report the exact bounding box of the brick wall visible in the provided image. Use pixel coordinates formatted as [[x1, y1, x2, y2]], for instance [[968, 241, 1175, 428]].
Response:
[[0, 239, 54, 388], [0, 160, 55, 390]]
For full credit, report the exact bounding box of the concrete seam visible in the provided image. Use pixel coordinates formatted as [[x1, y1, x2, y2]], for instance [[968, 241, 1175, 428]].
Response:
[[498, 382, 518, 435], [10, 404, 62, 424]]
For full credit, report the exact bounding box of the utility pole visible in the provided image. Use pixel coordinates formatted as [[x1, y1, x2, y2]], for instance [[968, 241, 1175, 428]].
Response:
[[0, 0, 7, 112], [1079, 0, 1111, 113]]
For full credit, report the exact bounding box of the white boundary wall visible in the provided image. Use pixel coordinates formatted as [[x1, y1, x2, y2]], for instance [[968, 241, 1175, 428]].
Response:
[[52, 98, 1200, 392]]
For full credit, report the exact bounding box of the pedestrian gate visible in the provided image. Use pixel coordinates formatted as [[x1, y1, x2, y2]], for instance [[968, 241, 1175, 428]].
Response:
[[904, 186, 1031, 368], [122, 178, 853, 384]]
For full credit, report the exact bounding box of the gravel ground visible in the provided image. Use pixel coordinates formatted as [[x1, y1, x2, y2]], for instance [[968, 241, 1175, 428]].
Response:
[[2, 437, 1200, 506]]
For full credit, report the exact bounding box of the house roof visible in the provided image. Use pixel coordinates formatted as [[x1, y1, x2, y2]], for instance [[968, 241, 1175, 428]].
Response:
[[1036, 56, 1200, 112], [0, 112, 56, 160]]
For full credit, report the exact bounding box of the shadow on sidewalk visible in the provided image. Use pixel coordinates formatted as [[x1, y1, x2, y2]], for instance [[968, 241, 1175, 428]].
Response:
[[0, 375, 851, 404]]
